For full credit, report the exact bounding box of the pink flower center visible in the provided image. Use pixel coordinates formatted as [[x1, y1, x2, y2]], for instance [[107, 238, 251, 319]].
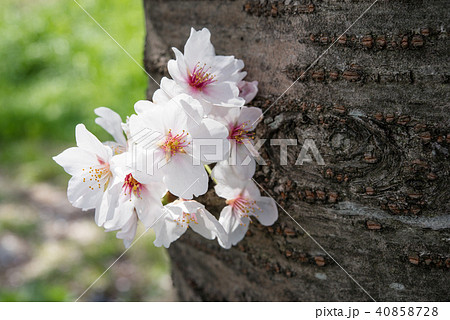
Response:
[[229, 121, 254, 144], [188, 62, 216, 90], [160, 129, 190, 158], [82, 156, 111, 191], [226, 196, 260, 226], [123, 173, 144, 198]]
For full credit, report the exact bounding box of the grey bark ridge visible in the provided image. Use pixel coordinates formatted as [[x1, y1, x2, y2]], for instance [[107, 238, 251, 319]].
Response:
[[143, 0, 450, 301]]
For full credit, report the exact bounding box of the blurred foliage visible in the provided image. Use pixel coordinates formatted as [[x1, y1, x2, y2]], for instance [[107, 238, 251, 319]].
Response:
[[0, 0, 173, 301], [0, 0, 148, 183]]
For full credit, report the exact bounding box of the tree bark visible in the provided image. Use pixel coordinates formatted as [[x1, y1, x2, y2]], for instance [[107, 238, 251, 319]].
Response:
[[143, 0, 449, 301]]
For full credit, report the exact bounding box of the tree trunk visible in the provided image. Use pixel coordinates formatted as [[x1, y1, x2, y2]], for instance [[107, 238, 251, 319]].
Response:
[[143, 0, 449, 301]]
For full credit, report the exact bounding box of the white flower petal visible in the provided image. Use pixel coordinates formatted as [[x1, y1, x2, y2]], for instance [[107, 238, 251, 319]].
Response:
[[135, 183, 166, 228], [210, 55, 240, 81], [184, 28, 215, 68], [243, 179, 262, 199], [218, 205, 249, 247], [153, 77, 183, 104], [128, 113, 166, 147], [94, 107, 127, 146], [228, 223, 249, 246], [53, 147, 97, 176], [213, 182, 241, 200], [103, 194, 135, 230], [255, 196, 278, 226], [162, 154, 208, 199], [168, 47, 189, 84], [75, 124, 111, 161], [204, 82, 244, 107], [116, 213, 138, 248], [207, 105, 240, 126], [131, 147, 167, 184], [153, 206, 187, 248], [174, 94, 204, 124], [189, 207, 227, 243], [227, 59, 247, 83], [189, 117, 230, 164], [238, 80, 259, 104], [212, 163, 247, 197], [192, 117, 228, 140], [95, 177, 122, 226], [238, 106, 262, 131], [218, 205, 234, 233], [67, 175, 103, 210], [233, 145, 256, 179], [134, 99, 156, 115], [161, 99, 191, 133]]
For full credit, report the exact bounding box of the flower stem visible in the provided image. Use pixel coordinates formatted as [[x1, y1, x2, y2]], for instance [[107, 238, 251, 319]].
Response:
[[204, 164, 217, 184], [161, 191, 177, 205]]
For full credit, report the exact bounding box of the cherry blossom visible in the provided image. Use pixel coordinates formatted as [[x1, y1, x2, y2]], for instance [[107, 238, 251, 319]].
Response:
[[54, 27, 276, 249], [158, 28, 246, 111], [209, 106, 263, 179], [128, 94, 229, 199], [212, 165, 278, 247], [101, 153, 167, 248], [53, 124, 114, 226], [153, 200, 228, 248]]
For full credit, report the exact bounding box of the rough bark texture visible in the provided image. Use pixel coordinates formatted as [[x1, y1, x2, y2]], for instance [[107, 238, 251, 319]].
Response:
[[143, 0, 449, 301]]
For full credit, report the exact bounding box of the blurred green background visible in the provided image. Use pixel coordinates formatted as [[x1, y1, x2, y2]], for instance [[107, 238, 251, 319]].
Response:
[[0, 0, 173, 301]]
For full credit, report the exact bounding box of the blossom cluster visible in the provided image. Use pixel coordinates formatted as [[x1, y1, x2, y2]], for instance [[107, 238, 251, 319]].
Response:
[[54, 28, 278, 249]]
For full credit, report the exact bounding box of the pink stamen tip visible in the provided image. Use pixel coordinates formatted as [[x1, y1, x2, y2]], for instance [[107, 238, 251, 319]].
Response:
[[188, 62, 216, 90]]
